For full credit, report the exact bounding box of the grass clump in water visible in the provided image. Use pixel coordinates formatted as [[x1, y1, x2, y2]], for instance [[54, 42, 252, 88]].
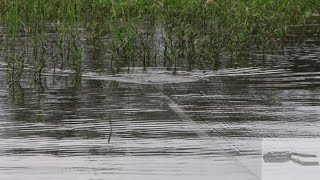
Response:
[[0, 0, 319, 82]]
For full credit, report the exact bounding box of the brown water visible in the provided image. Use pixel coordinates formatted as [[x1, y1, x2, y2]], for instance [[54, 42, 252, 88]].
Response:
[[0, 44, 319, 179]]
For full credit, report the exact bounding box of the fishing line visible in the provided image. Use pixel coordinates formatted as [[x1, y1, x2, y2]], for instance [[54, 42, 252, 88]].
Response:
[[164, 90, 261, 180]]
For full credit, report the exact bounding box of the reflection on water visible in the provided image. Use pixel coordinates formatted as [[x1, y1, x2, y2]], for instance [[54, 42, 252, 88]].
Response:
[[0, 45, 319, 179]]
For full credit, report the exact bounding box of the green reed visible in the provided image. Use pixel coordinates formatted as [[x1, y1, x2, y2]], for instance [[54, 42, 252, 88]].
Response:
[[0, 0, 319, 80]]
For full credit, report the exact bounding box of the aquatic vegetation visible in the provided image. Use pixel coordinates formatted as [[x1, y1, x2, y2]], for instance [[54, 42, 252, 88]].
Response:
[[108, 116, 112, 143], [0, 0, 319, 81]]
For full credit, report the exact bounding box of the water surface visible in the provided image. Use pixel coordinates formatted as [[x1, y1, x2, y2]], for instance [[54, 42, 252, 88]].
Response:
[[0, 44, 319, 179]]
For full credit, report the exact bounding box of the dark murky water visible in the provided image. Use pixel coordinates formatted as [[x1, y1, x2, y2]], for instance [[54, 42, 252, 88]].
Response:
[[0, 44, 319, 179]]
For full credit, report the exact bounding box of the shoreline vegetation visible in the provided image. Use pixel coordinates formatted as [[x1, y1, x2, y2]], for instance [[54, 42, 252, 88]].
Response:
[[0, 0, 319, 83]]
